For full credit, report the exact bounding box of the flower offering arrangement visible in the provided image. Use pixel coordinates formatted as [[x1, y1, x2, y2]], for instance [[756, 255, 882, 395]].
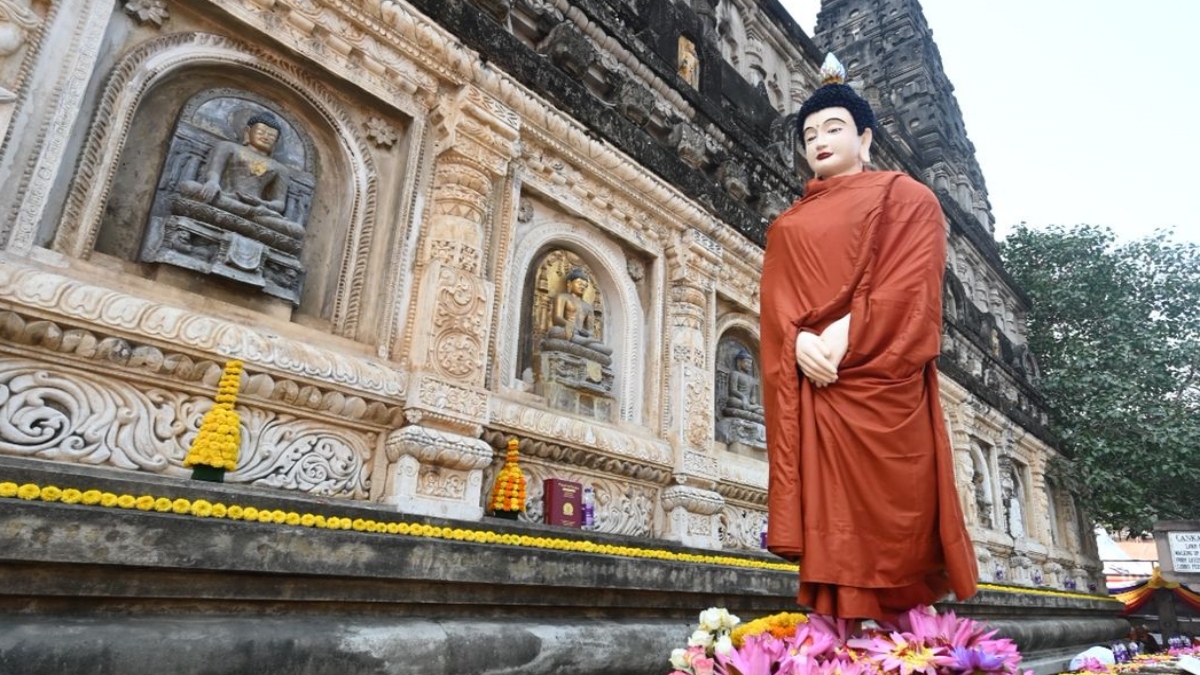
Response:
[[668, 605, 1033, 675], [183, 359, 244, 481], [489, 437, 527, 518]]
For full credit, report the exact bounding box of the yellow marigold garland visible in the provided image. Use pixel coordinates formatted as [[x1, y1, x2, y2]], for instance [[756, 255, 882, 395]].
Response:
[[0, 479, 799, 572], [731, 611, 809, 647], [184, 360, 244, 471], [489, 437, 527, 514]]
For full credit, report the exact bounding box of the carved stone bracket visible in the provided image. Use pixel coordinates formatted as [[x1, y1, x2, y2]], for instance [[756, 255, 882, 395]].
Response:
[[404, 371, 490, 438], [669, 120, 707, 170], [431, 85, 521, 175], [538, 21, 596, 80], [612, 76, 654, 128], [667, 229, 722, 285], [717, 159, 751, 201], [661, 484, 725, 549], [383, 424, 495, 520], [675, 450, 720, 490]]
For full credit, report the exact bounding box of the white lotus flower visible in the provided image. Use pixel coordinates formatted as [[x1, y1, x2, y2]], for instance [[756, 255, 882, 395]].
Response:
[[688, 629, 714, 649]]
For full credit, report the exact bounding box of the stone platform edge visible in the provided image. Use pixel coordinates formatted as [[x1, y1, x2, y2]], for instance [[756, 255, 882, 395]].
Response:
[[0, 456, 1127, 675]]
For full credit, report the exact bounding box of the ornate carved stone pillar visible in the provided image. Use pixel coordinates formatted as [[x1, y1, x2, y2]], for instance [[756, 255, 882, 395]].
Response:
[[1, 0, 113, 251], [383, 85, 519, 520], [661, 229, 724, 549]]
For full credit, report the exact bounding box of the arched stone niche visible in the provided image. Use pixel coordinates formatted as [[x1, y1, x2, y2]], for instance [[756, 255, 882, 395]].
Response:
[[713, 329, 765, 455], [53, 33, 394, 341], [968, 440, 994, 530], [519, 249, 616, 421], [1000, 457, 1029, 540], [944, 271, 966, 324], [500, 199, 647, 425]]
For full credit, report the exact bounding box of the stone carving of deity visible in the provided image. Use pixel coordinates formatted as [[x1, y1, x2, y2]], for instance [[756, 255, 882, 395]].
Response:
[[545, 268, 614, 364], [0, 1, 39, 57], [715, 339, 766, 450], [1007, 492, 1025, 539], [973, 469, 993, 529], [678, 35, 699, 89], [141, 93, 317, 304], [525, 251, 616, 421], [726, 350, 763, 416], [998, 466, 1025, 539], [0, 0, 39, 103], [176, 112, 303, 249]]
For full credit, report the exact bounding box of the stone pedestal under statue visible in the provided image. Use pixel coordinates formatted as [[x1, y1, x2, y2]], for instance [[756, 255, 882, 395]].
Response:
[[537, 350, 614, 422]]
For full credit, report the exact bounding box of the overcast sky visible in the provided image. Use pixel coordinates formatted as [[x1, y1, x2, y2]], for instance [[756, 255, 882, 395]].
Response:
[[777, 0, 1200, 245]]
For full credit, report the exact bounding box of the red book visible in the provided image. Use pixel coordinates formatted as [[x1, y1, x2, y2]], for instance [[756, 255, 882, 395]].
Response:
[[543, 478, 582, 528]]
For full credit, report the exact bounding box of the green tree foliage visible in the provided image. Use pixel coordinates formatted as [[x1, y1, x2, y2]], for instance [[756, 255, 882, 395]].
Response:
[[1000, 224, 1200, 533]]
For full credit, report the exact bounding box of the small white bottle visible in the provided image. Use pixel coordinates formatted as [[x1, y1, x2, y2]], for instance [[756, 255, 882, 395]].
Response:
[[582, 485, 596, 530]]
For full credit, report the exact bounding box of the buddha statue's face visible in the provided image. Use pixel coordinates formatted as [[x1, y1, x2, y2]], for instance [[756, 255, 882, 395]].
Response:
[[737, 356, 752, 373], [568, 277, 589, 296], [245, 122, 280, 154], [801, 106, 872, 179]]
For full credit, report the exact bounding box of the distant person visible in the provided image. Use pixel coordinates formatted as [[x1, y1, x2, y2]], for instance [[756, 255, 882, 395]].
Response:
[[1134, 625, 1160, 654]]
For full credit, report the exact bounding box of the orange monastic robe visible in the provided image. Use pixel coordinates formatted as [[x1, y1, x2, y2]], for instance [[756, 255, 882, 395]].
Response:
[[760, 170, 978, 621]]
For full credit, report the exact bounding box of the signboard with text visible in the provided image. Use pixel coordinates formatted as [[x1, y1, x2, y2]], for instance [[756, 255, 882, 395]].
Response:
[[1168, 532, 1200, 573]]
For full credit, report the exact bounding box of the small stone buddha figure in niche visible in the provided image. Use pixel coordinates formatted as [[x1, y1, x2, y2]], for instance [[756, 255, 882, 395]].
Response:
[[545, 267, 613, 364], [724, 349, 765, 418], [714, 340, 767, 448], [142, 96, 316, 306], [678, 35, 699, 89], [173, 112, 304, 254]]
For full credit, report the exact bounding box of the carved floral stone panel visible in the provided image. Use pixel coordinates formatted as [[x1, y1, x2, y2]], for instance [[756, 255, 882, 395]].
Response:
[[0, 358, 373, 497]]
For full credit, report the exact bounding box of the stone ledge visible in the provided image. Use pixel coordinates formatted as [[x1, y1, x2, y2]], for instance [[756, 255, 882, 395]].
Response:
[[0, 616, 686, 675], [0, 455, 1126, 675]]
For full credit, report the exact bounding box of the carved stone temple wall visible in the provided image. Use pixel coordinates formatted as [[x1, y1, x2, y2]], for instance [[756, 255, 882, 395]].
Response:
[[0, 0, 1110, 655]]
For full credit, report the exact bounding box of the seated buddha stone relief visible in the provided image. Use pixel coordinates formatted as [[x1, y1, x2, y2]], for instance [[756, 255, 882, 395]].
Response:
[[140, 92, 317, 305], [714, 337, 766, 451], [522, 250, 616, 422]]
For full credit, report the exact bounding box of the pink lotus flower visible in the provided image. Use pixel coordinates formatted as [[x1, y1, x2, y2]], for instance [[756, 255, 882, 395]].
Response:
[[816, 657, 873, 675], [788, 624, 839, 663], [895, 606, 971, 647], [805, 613, 861, 660], [849, 631, 954, 675], [717, 633, 789, 675], [693, 656, 716, 675]]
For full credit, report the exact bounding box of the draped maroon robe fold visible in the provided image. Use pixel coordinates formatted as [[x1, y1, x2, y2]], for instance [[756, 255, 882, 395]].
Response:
[[760, 170, 978, 621]]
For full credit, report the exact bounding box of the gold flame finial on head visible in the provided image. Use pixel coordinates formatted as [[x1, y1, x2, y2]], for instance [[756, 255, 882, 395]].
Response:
[[819, 53, 847, 86]]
